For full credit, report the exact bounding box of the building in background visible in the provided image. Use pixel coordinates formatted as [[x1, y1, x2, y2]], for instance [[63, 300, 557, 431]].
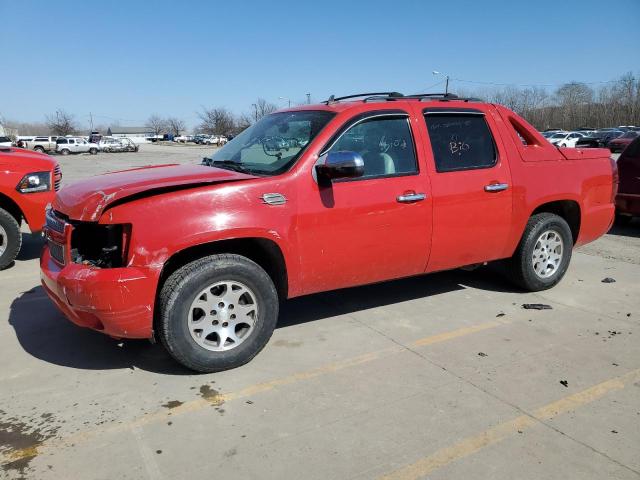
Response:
[[107, 126, 153, 143]]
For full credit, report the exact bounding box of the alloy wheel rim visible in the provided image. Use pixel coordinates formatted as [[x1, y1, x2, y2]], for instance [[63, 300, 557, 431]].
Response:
[[0, 224, 6, 257], [188, 280, 258, 352], [532, 229, 564, 278]]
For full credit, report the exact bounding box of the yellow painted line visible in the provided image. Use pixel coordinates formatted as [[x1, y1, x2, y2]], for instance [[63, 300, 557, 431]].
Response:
[[379, 368, 640, 480], [0, 319, 508, 466], [411, 319, 507, 347]]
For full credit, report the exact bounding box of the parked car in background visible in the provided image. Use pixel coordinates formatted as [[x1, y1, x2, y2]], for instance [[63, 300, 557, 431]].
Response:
[[202, 135, 228, 146], [1, 147, 61, 268], [608, 131, 639, 153], [99, 137, 139, 153], [18, 136, 58, 153], [56, 137, 98, 155], [41, 93, 616, 372], [547, 131, 586, 147], [0, 136, 12, 148], [174, 135, 191, 143], [614, 136, 640, 225], [576, 130, 624, 148]]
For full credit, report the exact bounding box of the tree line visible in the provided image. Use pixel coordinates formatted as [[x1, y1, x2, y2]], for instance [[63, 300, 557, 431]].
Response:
[[3, 75, 639, 138], [457, 72, 640, 130]]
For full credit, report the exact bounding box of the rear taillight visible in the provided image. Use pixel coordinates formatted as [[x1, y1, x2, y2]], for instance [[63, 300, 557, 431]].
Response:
[[609, 156, 618, 203]]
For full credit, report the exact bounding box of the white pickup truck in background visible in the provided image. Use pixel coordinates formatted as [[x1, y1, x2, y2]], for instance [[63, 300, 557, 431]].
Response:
[[18, 136, 59, 153]]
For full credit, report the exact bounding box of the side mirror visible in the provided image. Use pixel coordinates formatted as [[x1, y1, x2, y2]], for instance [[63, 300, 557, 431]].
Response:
[[315, 151, 364, 184]]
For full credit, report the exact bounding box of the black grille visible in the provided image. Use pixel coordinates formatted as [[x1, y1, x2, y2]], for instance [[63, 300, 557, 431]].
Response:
[[49, 241, 65, 265], [53, 165, 62, 191], [45, 210, 65, 234]]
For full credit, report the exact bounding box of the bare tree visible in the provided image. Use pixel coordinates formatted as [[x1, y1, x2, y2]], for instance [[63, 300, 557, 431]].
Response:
[[452, 73, 640, 130], [166, 117, 186, 136], [252, 98, 278, 122], [236, 113, 253, 133], [46, 109, 77, 136], [197, 108, 236, 136], [147, 114, 167, 136]]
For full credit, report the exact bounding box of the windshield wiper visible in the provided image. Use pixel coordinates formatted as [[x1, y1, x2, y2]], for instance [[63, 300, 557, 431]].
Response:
[[208, 159, 253, 174]]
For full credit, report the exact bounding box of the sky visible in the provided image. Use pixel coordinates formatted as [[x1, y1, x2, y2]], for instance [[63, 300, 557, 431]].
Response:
[[1, 0, 639, 130]]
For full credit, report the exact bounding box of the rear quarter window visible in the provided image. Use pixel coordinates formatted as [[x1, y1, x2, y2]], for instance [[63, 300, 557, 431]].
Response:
[[424, 112, 497, 172]]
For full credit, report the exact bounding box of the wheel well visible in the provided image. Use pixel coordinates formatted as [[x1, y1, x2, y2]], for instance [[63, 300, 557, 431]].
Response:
[[0, 193, 23, 225], [158, 238, 288, 300], [532, 200, 581, 243]]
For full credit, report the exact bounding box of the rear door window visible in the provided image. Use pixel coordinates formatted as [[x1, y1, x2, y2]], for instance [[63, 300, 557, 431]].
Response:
[[423, 111, 497, 172]]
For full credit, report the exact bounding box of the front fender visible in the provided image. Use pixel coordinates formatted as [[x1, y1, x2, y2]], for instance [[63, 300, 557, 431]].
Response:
[[101, 181, 301, 295]]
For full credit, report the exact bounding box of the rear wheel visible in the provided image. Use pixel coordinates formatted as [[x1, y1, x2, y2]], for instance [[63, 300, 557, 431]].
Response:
[[60, 148, 70, 155], [0, 208, 21, 269], [33, 146, 45, 153], [158, 254, 279, 373], [89, 147, 98, 155], [508, 213, 573, 291]]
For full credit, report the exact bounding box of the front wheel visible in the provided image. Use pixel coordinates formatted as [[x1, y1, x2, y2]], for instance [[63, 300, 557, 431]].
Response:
[[158, 254, 279, 373], [89, 147, 98, 155], [0, 208, 21, 269], [33, 146, 45, 153], [508, 213, 573, 291], [60, 148, 70, 155]]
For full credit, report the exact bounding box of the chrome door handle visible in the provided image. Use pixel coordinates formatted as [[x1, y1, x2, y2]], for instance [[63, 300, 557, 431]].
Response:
[[397, 193, 427, 203], [484, 183, 509, 192]]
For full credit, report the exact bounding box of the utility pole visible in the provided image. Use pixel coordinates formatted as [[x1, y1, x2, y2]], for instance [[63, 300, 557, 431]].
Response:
[[279, 96, 291, 108], [432, 71, 450, 95], [306, 93, 311, 104], [89, 112, 94, 131], [252, 103, 258, 122]]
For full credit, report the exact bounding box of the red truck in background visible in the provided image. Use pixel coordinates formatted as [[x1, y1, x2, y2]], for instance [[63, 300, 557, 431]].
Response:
[[40, 93, 616, 372], [614, 135, 640, 224], [0, 147, 61, 269]]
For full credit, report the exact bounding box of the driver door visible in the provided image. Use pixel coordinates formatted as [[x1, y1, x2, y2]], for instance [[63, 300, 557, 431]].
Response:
[[296, 111, 432, 295]]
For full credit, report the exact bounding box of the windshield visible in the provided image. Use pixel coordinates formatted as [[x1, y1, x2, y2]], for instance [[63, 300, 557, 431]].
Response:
[[551, 133, 566, 139], [621, 131, 638, 138], [206, 110, 335, 175]]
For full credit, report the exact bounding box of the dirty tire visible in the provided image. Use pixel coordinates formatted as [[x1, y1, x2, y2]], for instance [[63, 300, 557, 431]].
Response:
[[0, 207, 21, 269], [60, 148, 70, 155], [89, 147, 98, 155], [158, 254, 279, 373], [508, 213, 572, 292]]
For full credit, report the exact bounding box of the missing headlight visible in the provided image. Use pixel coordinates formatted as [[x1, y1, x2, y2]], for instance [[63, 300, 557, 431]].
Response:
[[70, 223, 130, 268]]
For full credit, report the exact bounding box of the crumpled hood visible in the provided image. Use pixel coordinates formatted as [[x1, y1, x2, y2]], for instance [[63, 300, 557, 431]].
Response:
[[54, 163, 256, 221]]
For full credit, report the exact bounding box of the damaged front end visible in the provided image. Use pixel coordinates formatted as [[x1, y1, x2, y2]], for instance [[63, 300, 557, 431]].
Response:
[[45, 208, 130, 269], [70, 222, 131, 268], [41, 208, 155, 339]]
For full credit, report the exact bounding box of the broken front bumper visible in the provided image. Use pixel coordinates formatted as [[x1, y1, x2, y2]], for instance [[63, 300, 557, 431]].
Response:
[[40, 245, 156, 339]]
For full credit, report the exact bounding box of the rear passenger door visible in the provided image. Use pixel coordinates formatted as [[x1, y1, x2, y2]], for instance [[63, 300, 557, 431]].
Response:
[[417, 107, 513, 272]]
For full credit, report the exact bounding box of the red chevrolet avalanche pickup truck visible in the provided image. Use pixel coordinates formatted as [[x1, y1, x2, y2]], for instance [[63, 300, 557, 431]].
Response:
[[1, 147, 62, 268], [40, 93, 616, 372]]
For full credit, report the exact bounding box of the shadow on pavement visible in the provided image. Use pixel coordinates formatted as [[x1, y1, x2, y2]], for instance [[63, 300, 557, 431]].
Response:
[[9, 268, 517, 373], [8, 286, 191, 375], [16, 232, 44, 262], [607, 219, 640, 239]]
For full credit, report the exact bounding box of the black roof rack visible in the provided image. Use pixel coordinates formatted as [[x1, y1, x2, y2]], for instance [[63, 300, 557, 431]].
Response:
[[325, 92, 404, 104], [324, 91, 480, 104]]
